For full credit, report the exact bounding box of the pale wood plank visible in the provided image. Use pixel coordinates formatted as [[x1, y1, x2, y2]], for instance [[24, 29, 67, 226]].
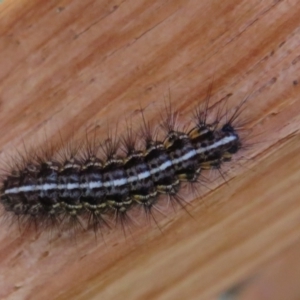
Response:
[[0, 0, 300, 299]]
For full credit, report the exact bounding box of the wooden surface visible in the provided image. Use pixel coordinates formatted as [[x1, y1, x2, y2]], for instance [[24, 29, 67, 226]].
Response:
[[0, 0, 300, 299]]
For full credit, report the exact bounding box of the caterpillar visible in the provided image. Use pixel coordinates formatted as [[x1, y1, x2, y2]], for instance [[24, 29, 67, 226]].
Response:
[[0, 94, 246, 236]]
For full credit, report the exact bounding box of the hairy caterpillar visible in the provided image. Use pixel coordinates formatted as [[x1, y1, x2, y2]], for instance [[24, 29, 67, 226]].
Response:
[[0, 94, 247, 236]]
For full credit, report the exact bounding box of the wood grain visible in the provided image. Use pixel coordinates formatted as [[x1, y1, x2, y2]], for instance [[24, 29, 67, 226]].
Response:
[[0, 0, 300, 299]]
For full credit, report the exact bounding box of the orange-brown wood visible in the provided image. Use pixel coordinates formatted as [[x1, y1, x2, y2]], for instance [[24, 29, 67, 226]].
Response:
[[0, 0, 300, 299]]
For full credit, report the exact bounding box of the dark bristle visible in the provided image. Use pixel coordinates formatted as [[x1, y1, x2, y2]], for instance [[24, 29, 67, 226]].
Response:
[[101, 136, 120, 161], [221, 123, 235, 133], [121, 124, 138, 156], [160, 97, 180, 134]]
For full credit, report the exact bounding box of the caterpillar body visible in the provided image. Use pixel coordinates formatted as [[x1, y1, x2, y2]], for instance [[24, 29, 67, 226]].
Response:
[[0, 97, 245, 234]]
